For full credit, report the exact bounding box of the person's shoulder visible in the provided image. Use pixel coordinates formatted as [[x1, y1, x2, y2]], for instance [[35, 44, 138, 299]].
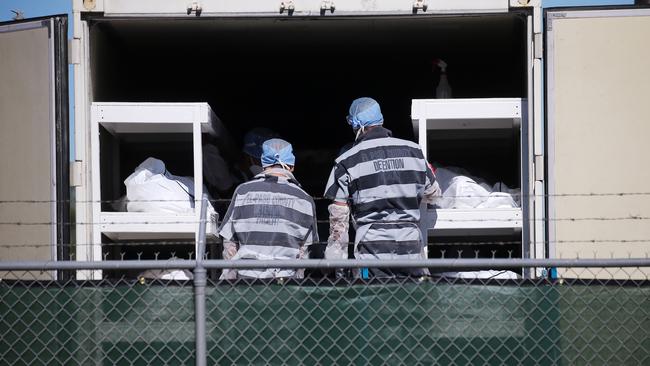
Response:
[[334, 144, 361, 164], [283, 181, 315, 203], [387, 136, 422, 150], [233, 177, 265, 194]]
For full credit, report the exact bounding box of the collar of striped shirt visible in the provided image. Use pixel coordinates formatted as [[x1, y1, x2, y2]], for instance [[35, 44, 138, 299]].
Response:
[[355, 125, 392, 144], [254, 168, 301, 186]]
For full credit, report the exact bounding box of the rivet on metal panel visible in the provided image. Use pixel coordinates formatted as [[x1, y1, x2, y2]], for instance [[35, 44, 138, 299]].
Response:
[[83, 0, 96, 11]]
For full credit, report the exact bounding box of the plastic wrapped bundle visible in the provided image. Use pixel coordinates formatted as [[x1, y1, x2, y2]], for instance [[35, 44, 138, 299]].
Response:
[[433, 166, 520, 209]]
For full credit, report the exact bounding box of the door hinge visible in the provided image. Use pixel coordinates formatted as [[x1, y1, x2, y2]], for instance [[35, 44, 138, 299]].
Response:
[[534, 155, 544, 181], [68, 38, 81, 65], [533, 33, 543, 59], [70, 161, 84, 187]]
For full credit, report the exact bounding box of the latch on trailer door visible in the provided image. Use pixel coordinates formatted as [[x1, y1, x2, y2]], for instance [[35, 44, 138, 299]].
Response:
[[412, 0, 428, 14], [70, 161, 83, 187], [187, 2, 202, 16], [280, 1, 295, 16], [68, 38, 81, 65], [320, 1, 335, 16]]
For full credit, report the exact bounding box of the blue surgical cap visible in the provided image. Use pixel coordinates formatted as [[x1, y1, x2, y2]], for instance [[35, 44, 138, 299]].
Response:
[[261, 138, 296, 168], [346, 97, 384, 130], [243, 128, 279, 159]]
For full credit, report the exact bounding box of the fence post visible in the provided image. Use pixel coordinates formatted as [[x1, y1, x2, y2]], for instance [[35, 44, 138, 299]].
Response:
[[194, 194, 209, 366]]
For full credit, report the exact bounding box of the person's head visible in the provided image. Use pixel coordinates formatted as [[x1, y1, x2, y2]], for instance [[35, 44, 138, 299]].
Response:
[[242, 127, 280, 173], [261, 138, 296, 172], [346, 97, 383, 139]]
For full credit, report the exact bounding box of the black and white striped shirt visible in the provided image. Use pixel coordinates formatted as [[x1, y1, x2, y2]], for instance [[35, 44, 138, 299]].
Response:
[[219, 169, 318, 278], [324, 126, 436, 276]]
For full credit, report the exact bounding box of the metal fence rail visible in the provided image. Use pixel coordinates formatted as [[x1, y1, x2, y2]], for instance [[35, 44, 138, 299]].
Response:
[[1, 259, 649, 365]]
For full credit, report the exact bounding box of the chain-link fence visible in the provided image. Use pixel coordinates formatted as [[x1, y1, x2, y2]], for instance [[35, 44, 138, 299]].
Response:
[[1, 259, 649, 365]]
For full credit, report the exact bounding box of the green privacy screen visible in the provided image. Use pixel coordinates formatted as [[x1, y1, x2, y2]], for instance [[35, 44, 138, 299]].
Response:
[[1, 279, 649, 365]]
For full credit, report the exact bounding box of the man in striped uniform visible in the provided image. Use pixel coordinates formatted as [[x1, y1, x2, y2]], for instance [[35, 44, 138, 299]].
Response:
[[219, 138, 318, 279], [324, 97, 441, 277]]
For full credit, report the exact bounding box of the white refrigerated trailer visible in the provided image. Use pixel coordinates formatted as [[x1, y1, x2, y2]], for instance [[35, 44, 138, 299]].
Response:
[[1, 0, 649, 278]]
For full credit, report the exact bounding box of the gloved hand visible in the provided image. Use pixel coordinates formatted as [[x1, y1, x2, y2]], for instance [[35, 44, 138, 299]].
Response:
[[424, 180, 442, 205], [325, 203, 350, 260], [326, 203, 350, 279], [220, 239, 239, 280]]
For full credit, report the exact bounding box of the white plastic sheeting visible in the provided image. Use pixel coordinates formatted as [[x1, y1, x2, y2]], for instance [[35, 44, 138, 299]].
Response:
[[439, 270, 520, 280], [124, 157, 203, 214], [139, 269, 194, 280], [434, 167, 520, 209]]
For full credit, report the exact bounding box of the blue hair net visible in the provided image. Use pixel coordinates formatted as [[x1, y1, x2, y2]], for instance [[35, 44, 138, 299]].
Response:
[[346, 97, 384, 130], [261, 138, 296, 168], [243, 128, 280, 159]]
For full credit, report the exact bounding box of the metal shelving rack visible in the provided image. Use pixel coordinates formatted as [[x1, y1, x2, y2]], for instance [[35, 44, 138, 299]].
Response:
[[82, 103, 220, 276], [412, 98, 524, 236]]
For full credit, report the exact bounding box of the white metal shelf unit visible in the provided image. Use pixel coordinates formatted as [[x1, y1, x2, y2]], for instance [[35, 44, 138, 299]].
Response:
[[87, 103, 220, 262], [411, 98, 524, 235]]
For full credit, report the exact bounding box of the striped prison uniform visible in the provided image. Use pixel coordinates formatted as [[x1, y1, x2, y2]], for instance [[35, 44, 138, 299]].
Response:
[[219, 168, 318, 279], [324, 126, 438, 277]]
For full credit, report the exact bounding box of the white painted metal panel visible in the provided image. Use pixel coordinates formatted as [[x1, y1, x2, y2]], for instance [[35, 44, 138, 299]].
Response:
[[0, 18, 67, 275], [546, 8, 650, 277], [100, 212, 218, 241], [73, 20, 92, 280], [93, 102, 209, 123], [412, 98, 523, 121], [93, 103, 216, 134], [426, 208, 522, 233], [101, 0, 508, 16], [411, 98, 523, 140]]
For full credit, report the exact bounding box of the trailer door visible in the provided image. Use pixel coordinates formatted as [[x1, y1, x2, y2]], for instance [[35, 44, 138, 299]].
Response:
[[545, 7, 650, 264], [0, 16, 69, 269]]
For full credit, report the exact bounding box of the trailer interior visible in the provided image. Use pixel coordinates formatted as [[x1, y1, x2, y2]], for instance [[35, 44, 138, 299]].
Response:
[[88, 13, 528, 266]]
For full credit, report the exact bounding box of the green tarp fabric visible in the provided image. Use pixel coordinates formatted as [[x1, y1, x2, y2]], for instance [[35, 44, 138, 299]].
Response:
[[1, 281, 648, 365]]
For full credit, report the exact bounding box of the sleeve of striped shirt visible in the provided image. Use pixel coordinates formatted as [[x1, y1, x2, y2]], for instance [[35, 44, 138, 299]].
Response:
[[303, 198, 320, 246], [310, 199, 320, 245], [218, 191, 238, 242], [323, 163, 350, 203]]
